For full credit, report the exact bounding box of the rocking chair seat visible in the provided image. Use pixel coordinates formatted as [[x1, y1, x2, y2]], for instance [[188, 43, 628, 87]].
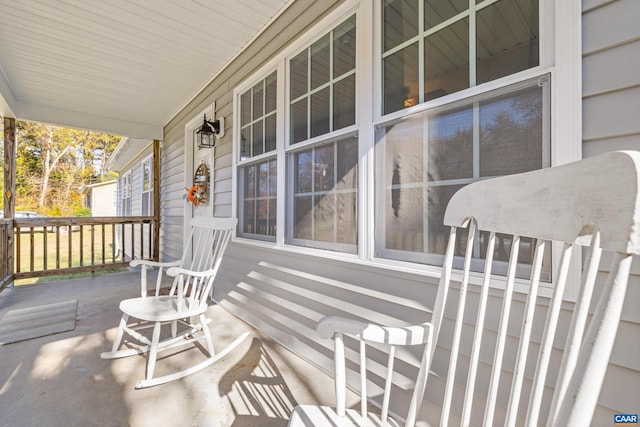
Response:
[[119, 296, 204, 322]]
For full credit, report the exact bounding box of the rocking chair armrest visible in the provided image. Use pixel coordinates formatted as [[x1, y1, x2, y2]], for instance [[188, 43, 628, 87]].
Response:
[[130, 259, 181, 268], [131, 259, 182, 297], [166, 266, 217, 278], [317, 316, 433, 346]]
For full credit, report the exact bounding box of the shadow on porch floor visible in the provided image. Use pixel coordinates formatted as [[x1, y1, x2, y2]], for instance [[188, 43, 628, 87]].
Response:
[[0, 271, 348, 427]]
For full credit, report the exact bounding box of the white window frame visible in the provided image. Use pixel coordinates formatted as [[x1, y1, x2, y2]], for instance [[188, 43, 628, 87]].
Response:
[[284, 13, 359, 252], [231, 0, 581, 298], [236, 70, 280, 241], [233, 0, 366, 252], [373, 75, 551, 268], [120, 171, 132, 216], [370, 0, 582, 298], [141, 155, 153, 216]]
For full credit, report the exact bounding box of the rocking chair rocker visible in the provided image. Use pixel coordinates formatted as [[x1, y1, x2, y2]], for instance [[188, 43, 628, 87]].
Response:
[[101, 216, 248, 389]]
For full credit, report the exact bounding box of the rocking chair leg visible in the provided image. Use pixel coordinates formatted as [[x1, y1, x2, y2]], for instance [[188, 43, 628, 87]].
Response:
[[111, 314, 129, 353], [171, 320, 177, 338], [200, 314, 215, 357], [146, 322, 162, 380]]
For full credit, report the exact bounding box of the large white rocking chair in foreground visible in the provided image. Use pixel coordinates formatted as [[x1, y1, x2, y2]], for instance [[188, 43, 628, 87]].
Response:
[[101, 216, 248, 389], [289, 317, 432, 427], [290, 150, 640, 426]]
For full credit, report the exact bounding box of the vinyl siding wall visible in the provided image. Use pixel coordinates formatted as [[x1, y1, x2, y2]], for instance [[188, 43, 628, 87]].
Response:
[[160, 0, 640, 423], [580, 0, 640, 424], [159, 135, 185, 261]]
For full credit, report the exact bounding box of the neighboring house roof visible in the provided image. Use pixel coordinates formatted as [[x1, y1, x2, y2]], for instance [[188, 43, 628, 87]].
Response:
[[0, 0, 294, 139], [81, 180, 117, 195], [106, 137, 152, 173]]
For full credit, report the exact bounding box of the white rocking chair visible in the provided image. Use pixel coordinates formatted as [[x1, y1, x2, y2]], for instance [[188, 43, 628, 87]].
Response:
[[290, 151, 640, 426], [101, 216, 248, 389], [289, 317, 432, 427]]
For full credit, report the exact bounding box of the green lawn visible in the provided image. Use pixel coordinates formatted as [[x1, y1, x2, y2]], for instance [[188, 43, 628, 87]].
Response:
[[14, 225, 126, 284]]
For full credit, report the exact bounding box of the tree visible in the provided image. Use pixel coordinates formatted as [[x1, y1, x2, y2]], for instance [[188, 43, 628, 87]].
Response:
[[15, 121, 120, 215]]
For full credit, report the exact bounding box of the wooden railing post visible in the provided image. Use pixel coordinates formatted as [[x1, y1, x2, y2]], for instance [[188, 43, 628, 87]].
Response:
[[152, 139, 160, 261], [3, 117, 16, 289]]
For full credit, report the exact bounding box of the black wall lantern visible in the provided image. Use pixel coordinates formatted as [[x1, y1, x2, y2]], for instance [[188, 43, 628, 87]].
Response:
[[194, 113, 223, 149]]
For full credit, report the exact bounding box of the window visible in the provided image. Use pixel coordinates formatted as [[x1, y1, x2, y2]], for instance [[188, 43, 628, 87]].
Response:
[[375, 76, 551, 277], [236, 14, 358, 249], [376, 0, 550, 274], [287, 15, 358, 251], [120, 172, 131, 216], [382, 0, 539, 114], [238, 72, 278, 240], [141, 157, 153, 216]]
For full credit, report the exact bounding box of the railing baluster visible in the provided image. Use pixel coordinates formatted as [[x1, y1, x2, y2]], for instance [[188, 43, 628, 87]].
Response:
[[101, 224, 106, 264], [43, 226, 48, 271], [140, 222, 145, 260], [148, 222, 152, 260], [111, 223, 116, 264], [131, 223, 135, 261], [30, 227, 35, 272], [0, 221, 11, 290], [55, 225, 61, 270], [79, 225, 84, 266], [68, 224, 72, 268], [90, 224, 95, 267], [16, 226, 21, 273], [120, 222, 125, 262]]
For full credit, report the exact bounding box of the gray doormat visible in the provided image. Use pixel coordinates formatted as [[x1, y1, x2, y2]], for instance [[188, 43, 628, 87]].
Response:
[[0, 299, 77, 345]]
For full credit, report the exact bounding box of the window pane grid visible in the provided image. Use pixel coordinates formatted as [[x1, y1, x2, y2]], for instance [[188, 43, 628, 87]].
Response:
[[241, 158, 277, 238], [121, 173, 132, 216], [382, 0, 538, 115], [290, 135, 358, 250], [290, 15, 356, 144], [377, 77, 548, 269], [240, 72, 277, 160], [289, 69, 356, 105]]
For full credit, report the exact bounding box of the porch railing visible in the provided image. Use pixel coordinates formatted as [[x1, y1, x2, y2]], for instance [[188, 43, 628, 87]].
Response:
[[13, 216, 157, 280], [0, 219, 12, 289]]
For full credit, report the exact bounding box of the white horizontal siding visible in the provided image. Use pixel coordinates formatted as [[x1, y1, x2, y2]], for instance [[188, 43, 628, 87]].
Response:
[[582, 0, 640, 151], [159, 136, 185, 262], [582, 0, 640, 422], [583, 87, 640, 141], [583, 39, 640, 98], [582, 0, 640, 56]]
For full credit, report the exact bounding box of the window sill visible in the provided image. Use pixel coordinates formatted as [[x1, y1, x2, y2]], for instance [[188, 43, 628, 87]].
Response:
[[230, 237, 559, 300]]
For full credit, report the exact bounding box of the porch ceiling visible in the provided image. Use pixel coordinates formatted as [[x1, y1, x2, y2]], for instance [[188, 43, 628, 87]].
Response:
[[0, 0, 292, 139]]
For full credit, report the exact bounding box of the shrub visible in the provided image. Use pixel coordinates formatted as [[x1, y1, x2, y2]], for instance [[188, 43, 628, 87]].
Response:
[[74, 207, 91, 217]]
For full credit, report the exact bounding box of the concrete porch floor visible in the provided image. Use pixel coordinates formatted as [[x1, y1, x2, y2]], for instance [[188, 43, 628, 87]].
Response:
[[0, 271, 348, 427]]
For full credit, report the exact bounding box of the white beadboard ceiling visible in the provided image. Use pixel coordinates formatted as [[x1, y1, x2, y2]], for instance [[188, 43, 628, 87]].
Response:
[[0, 0, 292, 139]]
